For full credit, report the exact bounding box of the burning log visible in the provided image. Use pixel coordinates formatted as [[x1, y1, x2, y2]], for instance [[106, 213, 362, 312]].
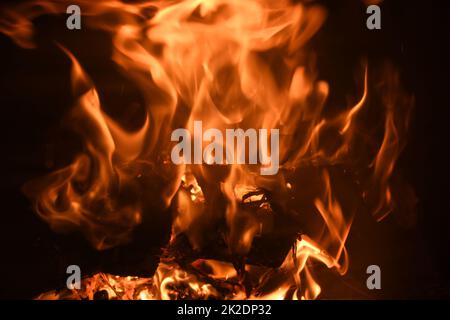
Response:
[[171, 168, 301, 267]]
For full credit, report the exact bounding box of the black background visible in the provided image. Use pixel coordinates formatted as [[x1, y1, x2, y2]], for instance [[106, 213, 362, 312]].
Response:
[[0, 0, 448, 299]]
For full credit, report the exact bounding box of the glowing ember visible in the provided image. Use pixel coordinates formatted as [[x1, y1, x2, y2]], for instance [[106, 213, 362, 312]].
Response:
[[36, 236, 339, 300]]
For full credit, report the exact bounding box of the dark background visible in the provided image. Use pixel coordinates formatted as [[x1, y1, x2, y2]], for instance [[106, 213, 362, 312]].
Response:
[[0, 0, 448, 299]]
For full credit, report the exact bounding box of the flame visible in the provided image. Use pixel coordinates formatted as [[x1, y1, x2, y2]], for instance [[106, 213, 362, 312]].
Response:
[[0, 0, 413, 299]]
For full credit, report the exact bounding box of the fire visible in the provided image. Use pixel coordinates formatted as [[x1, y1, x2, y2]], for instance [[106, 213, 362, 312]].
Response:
[[0, 0, 413, 299]]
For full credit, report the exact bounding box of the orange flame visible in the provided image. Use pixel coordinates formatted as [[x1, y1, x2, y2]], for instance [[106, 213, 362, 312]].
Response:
[[0, 0, 413, 299]]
